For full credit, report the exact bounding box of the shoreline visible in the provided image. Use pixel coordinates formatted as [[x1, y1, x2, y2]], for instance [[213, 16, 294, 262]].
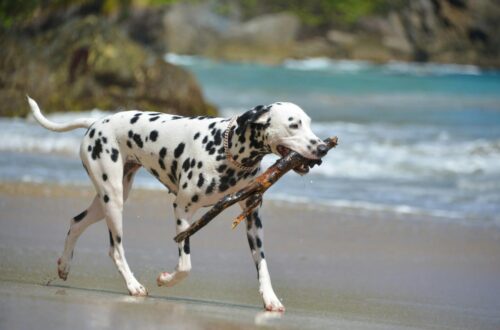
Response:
[[1, 179, 495, 229], [1, 181, 500, 329]]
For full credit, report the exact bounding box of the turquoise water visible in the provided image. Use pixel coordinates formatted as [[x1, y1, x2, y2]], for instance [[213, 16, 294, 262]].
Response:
[[1, 56, 500, 226], [166, 55, 500, 224]]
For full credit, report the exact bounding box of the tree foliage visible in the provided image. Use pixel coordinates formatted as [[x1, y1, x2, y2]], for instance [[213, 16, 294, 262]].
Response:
[[0, 0, 404, 29]]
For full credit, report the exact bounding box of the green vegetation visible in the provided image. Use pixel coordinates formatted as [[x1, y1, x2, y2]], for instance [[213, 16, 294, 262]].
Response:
[[225, 0, 406, 28], [1, 0, 404, 29]]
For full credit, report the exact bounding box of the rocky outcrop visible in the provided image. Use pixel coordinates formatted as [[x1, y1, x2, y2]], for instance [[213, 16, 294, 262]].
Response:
[[139, 0, 500, 68], [158, 3, 301, 64], [0, 15, 216, 117]]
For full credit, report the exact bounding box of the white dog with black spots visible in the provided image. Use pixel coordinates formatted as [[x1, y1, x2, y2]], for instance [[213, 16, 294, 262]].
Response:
[[27, 96, 328, 312]]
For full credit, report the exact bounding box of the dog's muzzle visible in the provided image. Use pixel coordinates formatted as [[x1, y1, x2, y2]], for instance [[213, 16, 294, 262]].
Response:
[[276, 145, 322, 175]]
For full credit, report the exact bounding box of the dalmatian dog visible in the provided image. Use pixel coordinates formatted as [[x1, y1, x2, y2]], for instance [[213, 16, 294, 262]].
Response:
[[27, 96, 328, 312]]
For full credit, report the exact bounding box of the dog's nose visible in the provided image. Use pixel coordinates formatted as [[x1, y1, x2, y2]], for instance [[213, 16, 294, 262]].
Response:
[[316, 144, 328, 157]]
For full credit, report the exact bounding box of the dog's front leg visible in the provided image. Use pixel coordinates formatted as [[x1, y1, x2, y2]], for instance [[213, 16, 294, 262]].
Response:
[[157, 202, 193, 287], [239, 201, 285, 312]]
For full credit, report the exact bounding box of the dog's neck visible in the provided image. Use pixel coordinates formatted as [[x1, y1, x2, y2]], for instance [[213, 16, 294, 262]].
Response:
[[226, 121, 270, 171]]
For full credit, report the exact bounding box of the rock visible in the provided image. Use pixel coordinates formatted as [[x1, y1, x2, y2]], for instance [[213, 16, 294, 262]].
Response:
[[204, 12, 300, 64], [225, 12, 300, 47], [162, 2, 233, 54], [326, 30, 356, 46], [0, 15, 216, 117], [292, 38, 339, 59], [124, 6, 168, 54], [382, 12, 413, 55]]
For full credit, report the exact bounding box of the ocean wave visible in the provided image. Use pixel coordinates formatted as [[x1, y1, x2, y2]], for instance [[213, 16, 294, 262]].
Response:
[[382, 61, 482, 76], [283, 58, 373, 72], [310, 122, 500, 180], [3, 115, 500, 181], [282, 57, 484, 76], [1, 110, 112, 155], [164, 53, 208, 66]]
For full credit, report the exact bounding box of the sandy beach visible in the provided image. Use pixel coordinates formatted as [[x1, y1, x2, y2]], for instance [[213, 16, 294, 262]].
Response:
[[1, 182, 499, 329]]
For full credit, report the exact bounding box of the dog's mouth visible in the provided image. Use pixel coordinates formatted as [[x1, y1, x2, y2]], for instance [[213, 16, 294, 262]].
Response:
[[276, 145, 311, 175]]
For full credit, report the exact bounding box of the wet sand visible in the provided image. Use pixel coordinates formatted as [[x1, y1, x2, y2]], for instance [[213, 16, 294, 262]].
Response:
[[1, 182, 500, 329]]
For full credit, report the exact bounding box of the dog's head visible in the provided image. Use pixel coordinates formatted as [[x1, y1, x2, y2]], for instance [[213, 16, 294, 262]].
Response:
[[237, 102, 327, 174]]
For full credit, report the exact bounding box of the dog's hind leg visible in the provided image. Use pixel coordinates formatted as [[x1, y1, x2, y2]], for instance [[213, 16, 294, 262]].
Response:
[[97, 161, 147, 296], [240, 201, 285, 312], [57, 163, 140, 281], [157, 202, 193, 287], [57, 196, 104, 280]]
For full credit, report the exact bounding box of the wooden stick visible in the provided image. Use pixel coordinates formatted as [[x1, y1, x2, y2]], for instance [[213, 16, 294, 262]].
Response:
[[174, 136, 338, 243]]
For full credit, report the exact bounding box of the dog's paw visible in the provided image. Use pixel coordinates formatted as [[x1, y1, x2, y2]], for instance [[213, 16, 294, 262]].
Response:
[[156, 272, 171, 287], [57, 258, 69, 281], [157, 271, 188, 287], [261, 289, 285, 312], [127, 281, 148, 297]]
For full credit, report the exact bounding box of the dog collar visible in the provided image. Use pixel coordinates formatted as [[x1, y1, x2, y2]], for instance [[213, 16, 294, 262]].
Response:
[[223, 117, 259, 172]]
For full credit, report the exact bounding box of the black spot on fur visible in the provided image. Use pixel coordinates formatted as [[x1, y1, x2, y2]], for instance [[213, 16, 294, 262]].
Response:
[[159, 147, 167, 159], [256, 237, 262, 248], [116, 235, 121, 244], [130, 114, 141, 124], [254, 213, 262, 228], [182, 158, 190, 172], [87, 145, 91, 152], [89, 129, 95, 138], [213, 130, 222, 145], [170, 160, 178, 183], [151, 168, 159, 178], [132, 133, 143, 148], [187, 171, 193, 180], [206, 178, 216, 194], [202, 136, 208, 144], [91, 139, 103, 160], [128, 130, 133, 138], [197, 161, 203, 169], [174, 143, 185, 158], [103, 195, 109, 203], [73, 210, 87, 222], [102, 174, 108, 181], [208, 122, 216, 129], [149, 116, 160, 122], [159, 159, 166, 170], [260, 251, 265, 259], [127, 141, 132, 148], [149, 130, 158, 142], [102, 137, 107, 144], [110, 148, 119, 162], [247, 234, 255, 251], [197, 173, 205, 187], [177, 219, 181, 225], [182, 182, 188, 189], [193, 132, 200, 140], [109, 230, 114, 247], [183, 237, 190, 254], [217, 165, 227, 173]]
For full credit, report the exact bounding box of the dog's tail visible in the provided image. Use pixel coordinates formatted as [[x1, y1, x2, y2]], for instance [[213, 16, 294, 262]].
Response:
[[27, 96, 95, 132]]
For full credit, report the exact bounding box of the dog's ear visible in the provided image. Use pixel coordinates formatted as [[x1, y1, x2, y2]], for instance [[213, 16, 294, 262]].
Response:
[[236, 105, 271, 130]]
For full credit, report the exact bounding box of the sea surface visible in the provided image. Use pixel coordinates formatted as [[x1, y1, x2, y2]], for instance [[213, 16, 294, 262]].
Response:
[[1, 55, 500, 227]]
